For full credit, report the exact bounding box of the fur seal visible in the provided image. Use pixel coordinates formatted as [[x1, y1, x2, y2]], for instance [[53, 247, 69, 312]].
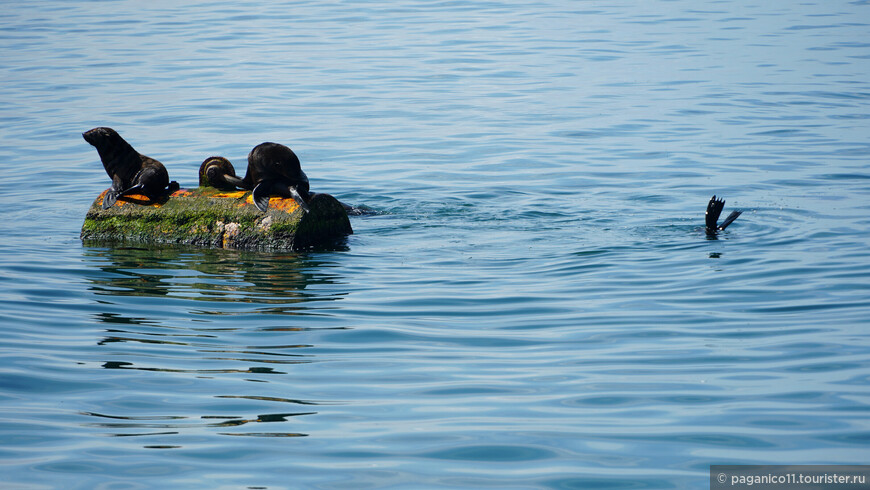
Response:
[[706, 195, 742, 232], [198, 156, 245, 190], [83, 127, 178, 209], [243, 142, 310, 213]]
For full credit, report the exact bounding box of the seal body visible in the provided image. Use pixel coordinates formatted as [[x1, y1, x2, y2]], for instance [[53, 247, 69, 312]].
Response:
[[243, 142, 310, 212], [198, 156, 245, 190], [83, 127, 175, 209]]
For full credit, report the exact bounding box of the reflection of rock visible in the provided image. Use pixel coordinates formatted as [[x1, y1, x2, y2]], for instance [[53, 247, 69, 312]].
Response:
[[101, 361, 292, 374], [81, 245, 342, 441], [80, 397, 315, 438], [81, 245, 346, 304], [81, 188, 352, 251]]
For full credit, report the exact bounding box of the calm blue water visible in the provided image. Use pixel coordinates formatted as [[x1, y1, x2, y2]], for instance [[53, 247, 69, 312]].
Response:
[[1, 1, 870, 488]]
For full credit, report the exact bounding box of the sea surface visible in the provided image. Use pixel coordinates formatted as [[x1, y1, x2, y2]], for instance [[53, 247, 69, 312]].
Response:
[[1, 1, 869, 488]]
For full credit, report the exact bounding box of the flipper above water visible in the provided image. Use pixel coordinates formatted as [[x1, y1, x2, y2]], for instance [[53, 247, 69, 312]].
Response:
[[705, 196, 725, 230], [706, 195, 742, 232], [718, 210, 742, 230]]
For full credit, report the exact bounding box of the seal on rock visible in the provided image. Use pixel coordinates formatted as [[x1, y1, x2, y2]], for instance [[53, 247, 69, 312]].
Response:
[[243, 142, 311, 213], [83, 127, 178, 209], [198, 156, 245, 190], [706, 195, 742, 233]]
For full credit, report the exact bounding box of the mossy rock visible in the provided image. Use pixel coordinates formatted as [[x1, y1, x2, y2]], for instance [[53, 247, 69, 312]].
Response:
[[81, 188, 352, 251]]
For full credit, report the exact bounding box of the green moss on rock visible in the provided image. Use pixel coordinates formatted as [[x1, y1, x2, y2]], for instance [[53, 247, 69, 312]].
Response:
[[81, 189, 352, 251]]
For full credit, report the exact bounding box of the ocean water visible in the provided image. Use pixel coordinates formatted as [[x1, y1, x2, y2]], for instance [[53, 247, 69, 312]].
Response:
[[1, 0, 870, 488]]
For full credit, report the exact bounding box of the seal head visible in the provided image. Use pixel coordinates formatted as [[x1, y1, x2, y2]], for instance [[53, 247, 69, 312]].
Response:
[[83, 127, 177, 209], [243, 142, 310, 213]]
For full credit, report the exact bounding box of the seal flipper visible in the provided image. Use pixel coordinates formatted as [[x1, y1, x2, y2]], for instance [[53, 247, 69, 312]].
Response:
[[286, 185, 311, 214], [118, 183, 146, 197], [706, 196, 724, 231], [706, 195, 742, 232], [222, 174, 246, 189], [204, 164, 245, 190], [270, 181, 311, 213], [102, 174, 126, 209], [102, 188, 120, 209], [718, 210, 742, 230], [252, 180, 274, 212]]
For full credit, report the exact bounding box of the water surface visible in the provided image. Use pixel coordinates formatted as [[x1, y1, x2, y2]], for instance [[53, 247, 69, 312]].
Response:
[[1, 1, 870, 488]]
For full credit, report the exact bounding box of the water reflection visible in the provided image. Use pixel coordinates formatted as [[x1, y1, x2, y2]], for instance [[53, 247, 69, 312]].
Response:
[[81, 410, 313, 439], [102, 361, 292, 374], [76, 245, 349, 441], [81, 244, 347, 305]]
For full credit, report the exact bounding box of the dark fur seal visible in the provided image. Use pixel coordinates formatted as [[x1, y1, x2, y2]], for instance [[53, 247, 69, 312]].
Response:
[[706, 195, 742, 232], [198, 156, 245, 190], [243, 142, 310, 213], [83, 127, 178, 209]]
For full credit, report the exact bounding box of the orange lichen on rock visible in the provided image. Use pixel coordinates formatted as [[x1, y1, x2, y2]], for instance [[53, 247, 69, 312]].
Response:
[[240, 194, 300, 213], [213, 191, 246, 199], [122, 194, 150, 201], [267, 196, 301, 213]]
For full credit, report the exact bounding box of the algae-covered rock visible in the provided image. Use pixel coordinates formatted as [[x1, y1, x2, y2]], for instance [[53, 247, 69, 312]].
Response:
[[81, 188, 352, 251]]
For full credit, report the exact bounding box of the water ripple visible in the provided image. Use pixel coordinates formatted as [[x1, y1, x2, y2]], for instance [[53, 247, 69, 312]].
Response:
[[1, 0, 870, 488]]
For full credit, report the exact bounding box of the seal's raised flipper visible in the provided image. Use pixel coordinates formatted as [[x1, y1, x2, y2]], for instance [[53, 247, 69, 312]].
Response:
[[718, 210, 742, 230], [252, 180, 273, 212], [706, 196, 725, 231], [706, 195, 741, 232]]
